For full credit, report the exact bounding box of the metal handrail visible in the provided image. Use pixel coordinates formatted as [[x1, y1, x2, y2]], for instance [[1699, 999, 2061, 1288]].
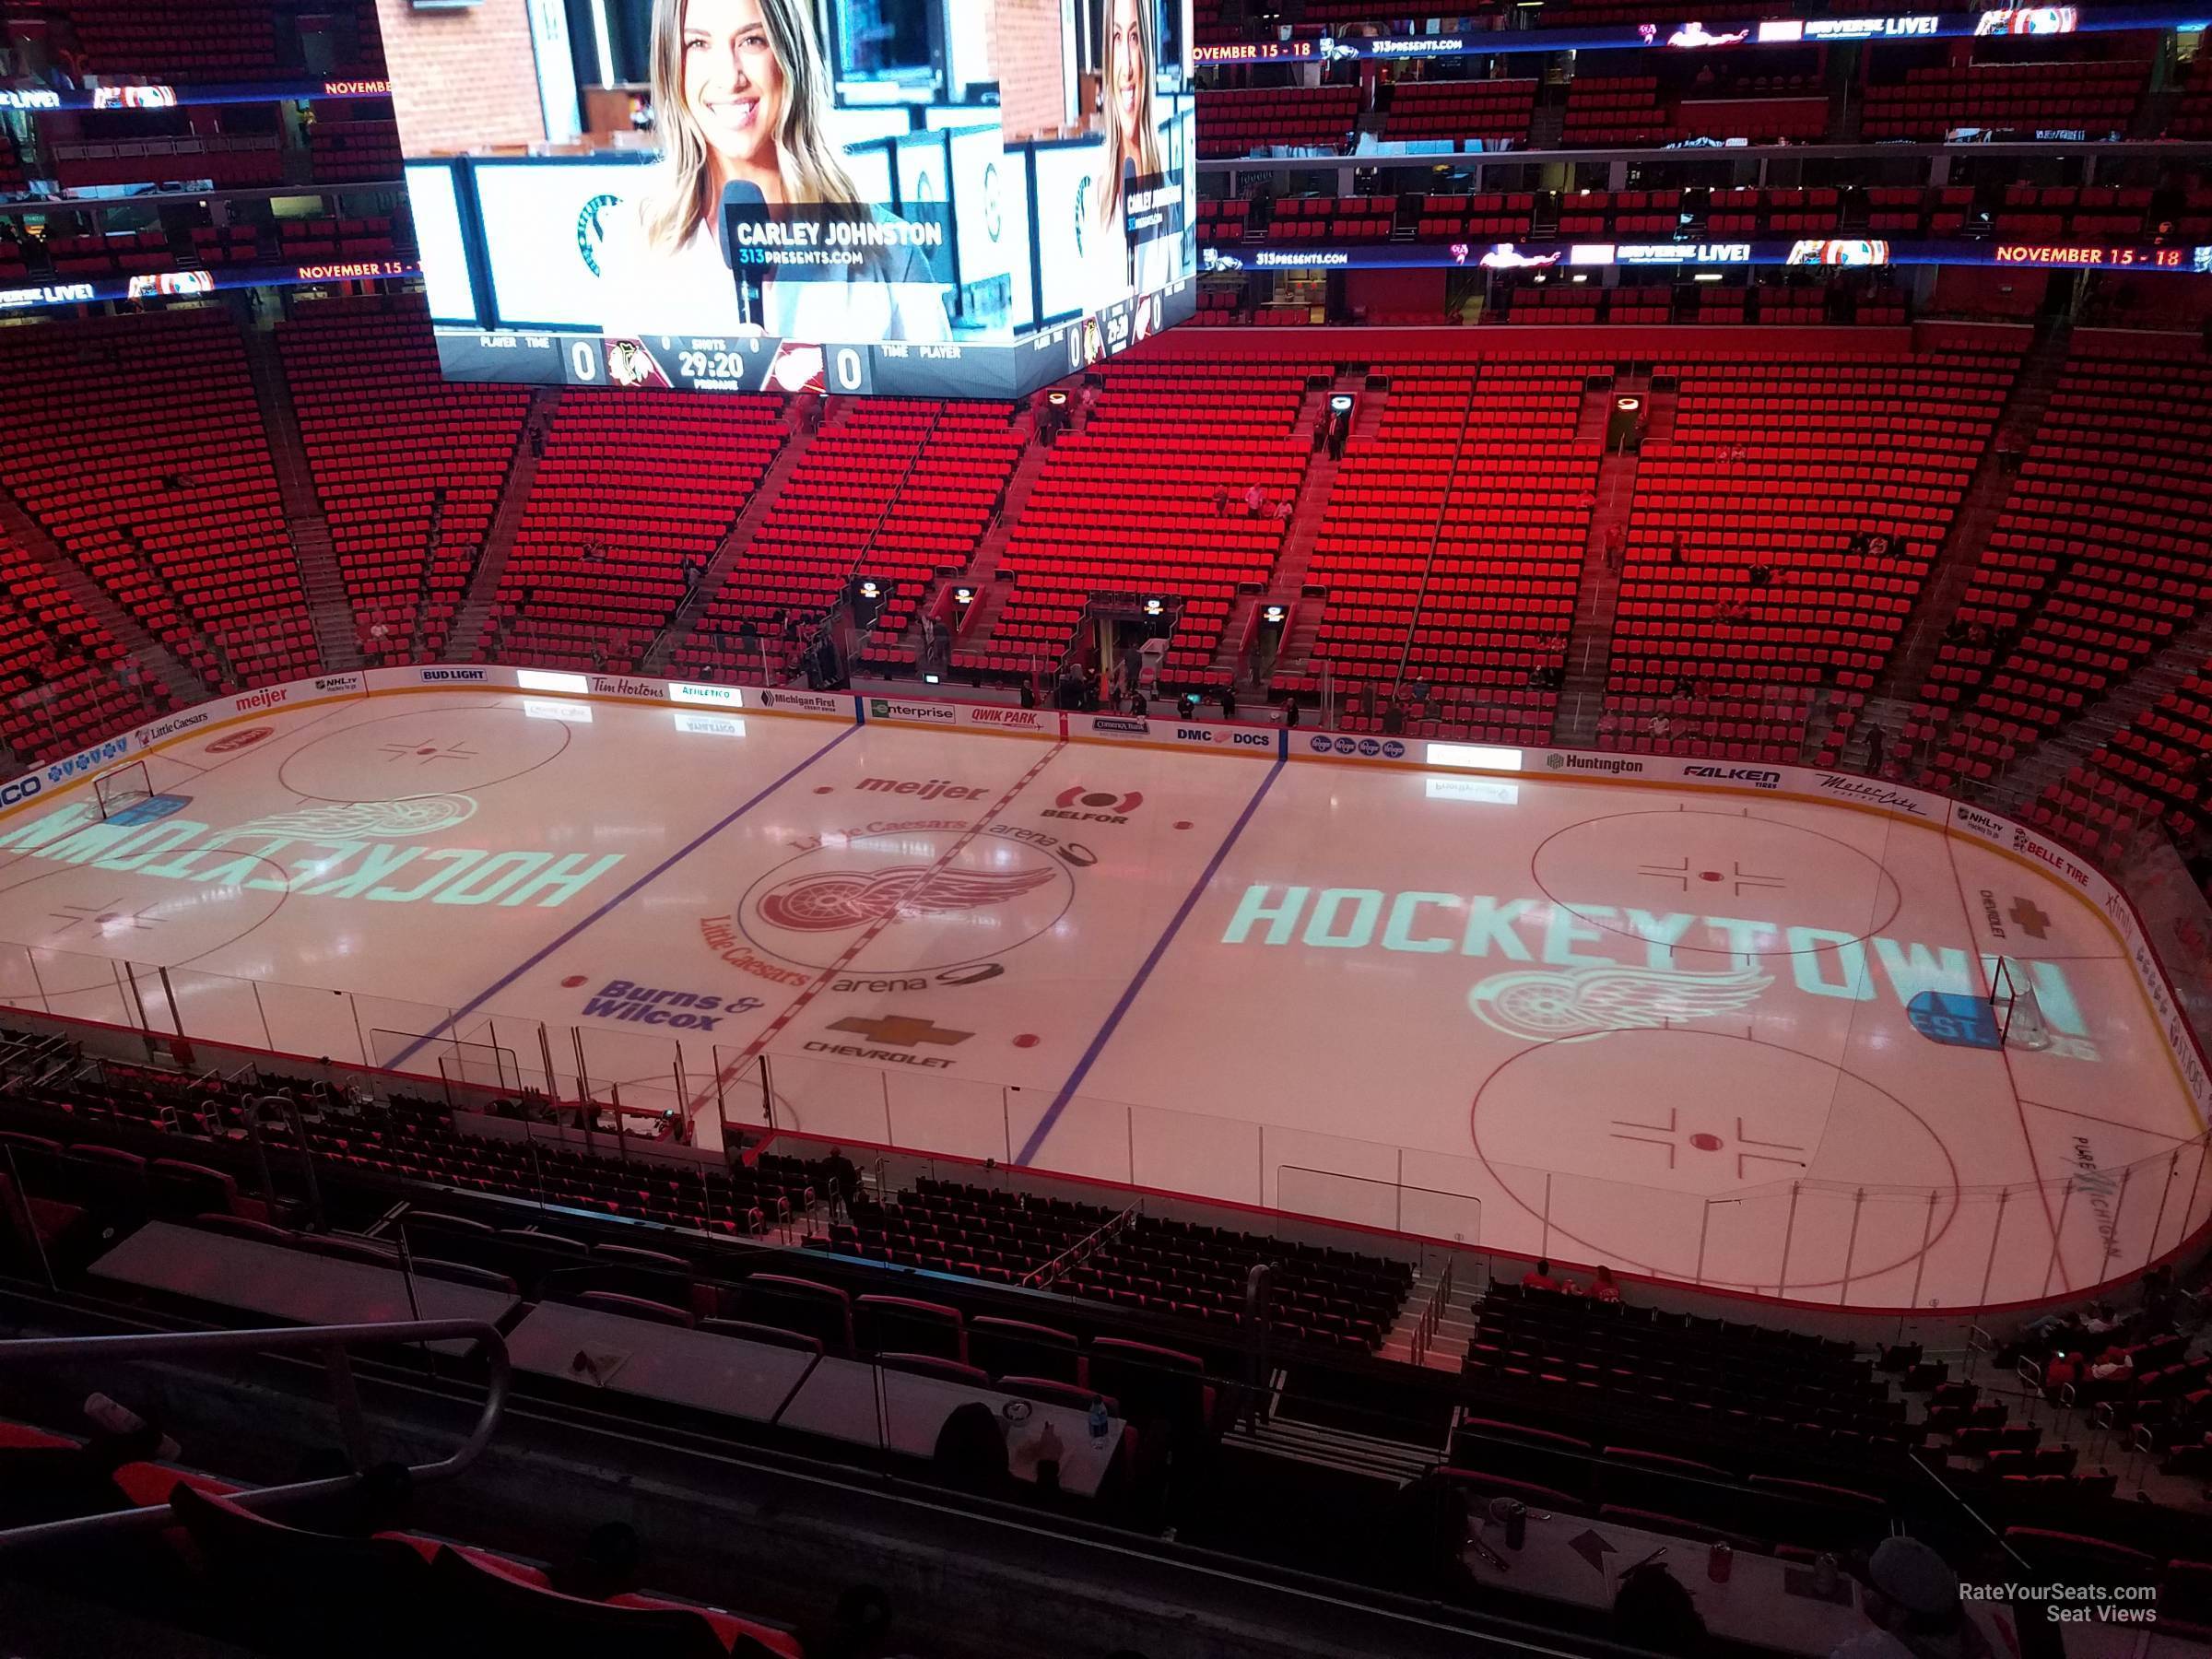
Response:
[[0, 1318, 511, 1551]]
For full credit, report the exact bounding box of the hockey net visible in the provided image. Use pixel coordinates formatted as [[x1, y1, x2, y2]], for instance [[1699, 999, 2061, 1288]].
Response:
[[93, 760, 154, 822], [1991, 957, 2053, 1052]]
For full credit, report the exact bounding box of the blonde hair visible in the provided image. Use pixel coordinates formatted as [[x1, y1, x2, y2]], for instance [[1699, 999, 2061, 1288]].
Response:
[[1096, 0, 1163, 230], [641, 0, 864, 251]]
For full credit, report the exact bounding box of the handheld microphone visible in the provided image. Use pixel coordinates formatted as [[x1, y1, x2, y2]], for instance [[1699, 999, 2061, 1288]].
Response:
[[717, 179, 767, 330]]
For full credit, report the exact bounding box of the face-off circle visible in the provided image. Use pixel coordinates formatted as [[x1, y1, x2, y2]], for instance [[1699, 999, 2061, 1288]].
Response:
[[1470, 1027, 1960, 1293], [1530, 807, 1905, 962], [735, 829, 1076, 972], [279, 708, 571, 803], [0, 852, 290, 1005]]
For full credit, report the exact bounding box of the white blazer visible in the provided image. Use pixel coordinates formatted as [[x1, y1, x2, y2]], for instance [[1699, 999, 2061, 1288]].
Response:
[[598, 202, 952, 345]]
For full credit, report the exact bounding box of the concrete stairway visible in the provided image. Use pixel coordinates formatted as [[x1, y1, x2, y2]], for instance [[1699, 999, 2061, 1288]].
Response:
[[1377, 1270, 1476, 1372], [1551, 396, 1646, 747], [642, 404, 820, 676], [241, 325, 358, 672], [0, 490, 202, 704], [1262, 378, 1390, 688], [1983, 606, 2212, 818], [1847, 324, 2072, 760], [935, 420, 1058, 659], [880, 410, 1050, 666], [449, 389, 561, 660]]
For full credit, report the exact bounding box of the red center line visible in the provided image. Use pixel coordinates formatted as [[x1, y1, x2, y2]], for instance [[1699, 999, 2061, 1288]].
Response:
[[690, 738, 1068, 1123]]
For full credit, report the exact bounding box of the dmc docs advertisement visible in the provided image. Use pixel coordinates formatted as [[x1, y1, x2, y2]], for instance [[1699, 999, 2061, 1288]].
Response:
[[393, 0, 1194, 398]]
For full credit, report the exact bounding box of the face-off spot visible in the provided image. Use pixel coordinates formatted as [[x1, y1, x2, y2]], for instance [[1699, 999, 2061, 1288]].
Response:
[[561, 974, 587, 988], [279, 708, 571, 803], [1531, 807, 1905, 962], [1013, 1033, 1041, 1048]]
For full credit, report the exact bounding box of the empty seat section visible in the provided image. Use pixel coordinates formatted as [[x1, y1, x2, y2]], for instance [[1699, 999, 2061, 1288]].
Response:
[[278, 294, 532, 665], [0, 310, 317, 691]]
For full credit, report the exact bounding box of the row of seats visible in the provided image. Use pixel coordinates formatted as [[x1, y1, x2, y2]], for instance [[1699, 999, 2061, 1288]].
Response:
[[278, 294, 530, 664], [0, 309, 317, 691], [1606, 348, 2013, 757], [1281, 358, 1597, 738], [967, 359, 1315, 681], [672, 399, 1021, 684], [1912, 347, 2212, 794], [477, 391, 785, 672], [0, 526, 169, 763], [836, 1176, 1412, 1354]]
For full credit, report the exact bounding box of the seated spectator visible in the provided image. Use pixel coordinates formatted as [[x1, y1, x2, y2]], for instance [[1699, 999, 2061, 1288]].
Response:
[[933, 1402, 1014, 1499], [2080, 1300, 2121, 1335], [1591, 1265, 1622, 1304], [1834, 1536, 1979, 1659], [2088, 1346, 2134, 1384], [2041, 1351, 2080, 1392], [1521, 1258, 1560, 1293], [1613, 1561, 1707, 1655]]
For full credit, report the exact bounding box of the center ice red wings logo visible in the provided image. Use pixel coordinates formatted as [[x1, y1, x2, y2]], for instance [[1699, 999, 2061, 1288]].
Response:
[[756, 864, 1057, 932]]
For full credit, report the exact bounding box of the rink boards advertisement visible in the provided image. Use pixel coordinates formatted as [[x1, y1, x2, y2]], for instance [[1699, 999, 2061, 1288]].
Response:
[[6, 665, 2207, 1121]]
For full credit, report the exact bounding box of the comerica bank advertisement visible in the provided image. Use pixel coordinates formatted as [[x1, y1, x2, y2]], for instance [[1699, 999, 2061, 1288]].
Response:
[[391, 0, 1195, 398]]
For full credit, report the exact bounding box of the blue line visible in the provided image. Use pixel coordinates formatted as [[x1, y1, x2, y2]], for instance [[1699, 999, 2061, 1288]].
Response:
[[1015, 755, 1286, 1166], [389, 723, 861, 1067]]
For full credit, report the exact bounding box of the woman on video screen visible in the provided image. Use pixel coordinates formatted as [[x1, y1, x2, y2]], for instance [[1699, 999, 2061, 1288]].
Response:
[[1089, 0, 1178, 309], [602, 0, 950, 343]]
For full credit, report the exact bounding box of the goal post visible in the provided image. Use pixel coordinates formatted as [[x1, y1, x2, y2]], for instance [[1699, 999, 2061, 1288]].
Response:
[[93, 760, 154, 823], [1991, 957, 2053, 1052]]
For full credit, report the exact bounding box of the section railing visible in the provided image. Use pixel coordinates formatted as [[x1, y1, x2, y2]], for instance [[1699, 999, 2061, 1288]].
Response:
[[0, 1318, 512, 1551]]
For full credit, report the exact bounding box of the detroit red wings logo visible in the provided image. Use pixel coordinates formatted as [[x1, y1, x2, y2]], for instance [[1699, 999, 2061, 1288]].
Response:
[[756, 864, 1057, 932], [1468, 962, 1772, 1042]]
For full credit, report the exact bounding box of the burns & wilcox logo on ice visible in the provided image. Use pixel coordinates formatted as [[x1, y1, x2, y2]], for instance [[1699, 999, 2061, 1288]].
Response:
[[575, 976, 762, 1030]]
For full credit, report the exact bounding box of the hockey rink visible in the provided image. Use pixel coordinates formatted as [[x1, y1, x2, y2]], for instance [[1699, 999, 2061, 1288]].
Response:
[[0, 687, 2203, 1312]]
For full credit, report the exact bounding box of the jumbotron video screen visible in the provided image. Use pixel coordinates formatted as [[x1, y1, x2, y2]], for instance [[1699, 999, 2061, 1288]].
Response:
[[390, 0, 1196, 397]]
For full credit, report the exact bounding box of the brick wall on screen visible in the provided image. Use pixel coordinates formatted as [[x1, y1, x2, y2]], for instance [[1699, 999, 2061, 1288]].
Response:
[[375, 0, 547, 153], [998, 0, 1070, 141]]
